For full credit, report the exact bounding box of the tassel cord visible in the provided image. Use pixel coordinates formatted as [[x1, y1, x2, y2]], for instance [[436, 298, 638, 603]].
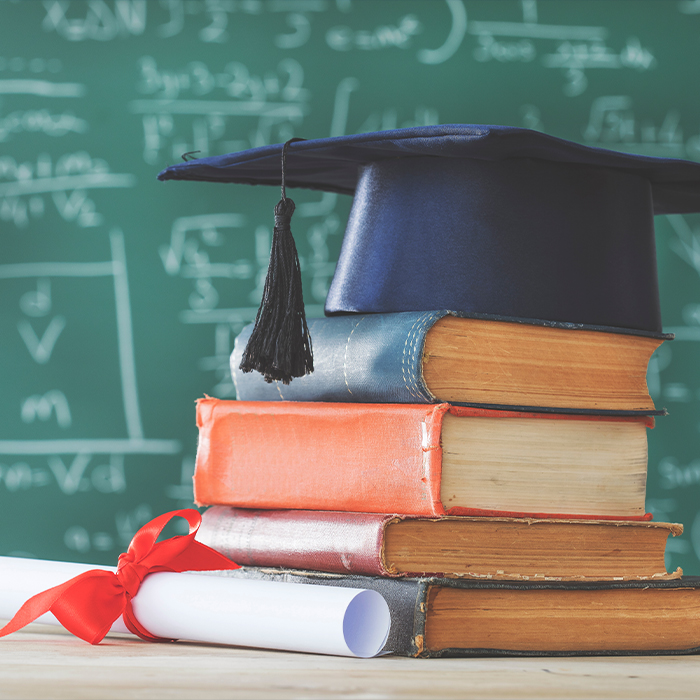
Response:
[[239, 139, 313, 384]]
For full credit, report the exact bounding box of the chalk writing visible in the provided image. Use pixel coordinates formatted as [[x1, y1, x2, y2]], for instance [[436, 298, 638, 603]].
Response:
[[659, 457, 700, 490], [159, 214, 250, 277], [0, 152, 135, 228], [17, 316, 66, 364], [0, 109, 87, 142], [417, 0, 467, 65], [136, 56, 308, 103], [64, 526, 114, 554], [64, 501, 152, 555], [0, 57, 63, 73], [583, 97, 698, 160], [326, 14, 422, 51], [668, 215, 700, 277], [133, 57, 309, 163], [116, 503, 153, 547], [0, 462, 50, 492], [48, 453, 92, 494], [541, 37, 655, 95], [0, 230, 181, 458], [153, 0, 327, 44], [663, 383, 693, 403], [21, 391, 72, 429], [466, 3, 655, 95], [0, 78, 85, 98], [474, 35, 535, 63], [42, 0, 147, 42], [0, 453, 125, 495], [0, 440, 181, 456]]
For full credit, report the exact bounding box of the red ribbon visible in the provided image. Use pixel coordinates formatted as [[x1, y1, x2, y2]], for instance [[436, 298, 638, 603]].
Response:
[[0, 509, 239, 645]]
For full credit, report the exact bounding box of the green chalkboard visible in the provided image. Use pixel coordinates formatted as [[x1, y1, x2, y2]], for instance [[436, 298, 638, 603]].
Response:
[[2, 0, 700, 575]]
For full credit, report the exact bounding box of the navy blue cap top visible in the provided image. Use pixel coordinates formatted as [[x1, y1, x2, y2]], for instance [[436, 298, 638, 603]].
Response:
[[158, 125, 700, 334], [158, 124, 700, 214]]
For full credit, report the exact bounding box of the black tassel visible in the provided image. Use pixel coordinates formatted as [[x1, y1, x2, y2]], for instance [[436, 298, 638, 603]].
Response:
[[239, 139, 313, 384]]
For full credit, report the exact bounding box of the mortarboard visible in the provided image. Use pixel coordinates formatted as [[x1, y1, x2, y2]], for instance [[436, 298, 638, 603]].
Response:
[[158, 124, 700, 382]]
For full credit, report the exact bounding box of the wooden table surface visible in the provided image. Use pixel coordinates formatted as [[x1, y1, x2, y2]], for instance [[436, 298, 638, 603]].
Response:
[[1, 624, 699, 700]]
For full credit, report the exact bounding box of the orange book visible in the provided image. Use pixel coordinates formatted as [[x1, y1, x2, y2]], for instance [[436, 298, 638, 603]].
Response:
[[194, 398, 653, 519]]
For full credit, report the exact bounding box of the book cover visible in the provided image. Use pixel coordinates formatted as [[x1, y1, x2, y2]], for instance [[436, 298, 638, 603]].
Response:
[[231, 311, 667, 414], [194, 398, 652, 519], [197, 506, 681, 581], [212, 568, 700, 658]]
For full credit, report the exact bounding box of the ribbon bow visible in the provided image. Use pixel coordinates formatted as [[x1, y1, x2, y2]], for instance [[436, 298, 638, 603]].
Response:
[[0, 509, 239, 645]]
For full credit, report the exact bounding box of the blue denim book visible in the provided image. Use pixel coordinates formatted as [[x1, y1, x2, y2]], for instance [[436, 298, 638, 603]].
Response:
[[231, 310, 668, 415]]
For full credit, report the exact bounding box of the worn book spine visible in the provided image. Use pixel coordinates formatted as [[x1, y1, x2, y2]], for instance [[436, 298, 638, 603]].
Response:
[[196, 507, 676, 579], [195, 398, 450, 515], [232, 310, 447, 404], [197, 507, 394, 576], [211, 567, 700, 658], [194, 398, 652, 518], [231, 309, 668, 414]]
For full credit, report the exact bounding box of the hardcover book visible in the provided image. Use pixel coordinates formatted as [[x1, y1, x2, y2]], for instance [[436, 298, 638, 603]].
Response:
[[231, 311, 667, 414], [212, 568, 700, 658], [194, 398, 652, 518], [197, 507, 682, 581]]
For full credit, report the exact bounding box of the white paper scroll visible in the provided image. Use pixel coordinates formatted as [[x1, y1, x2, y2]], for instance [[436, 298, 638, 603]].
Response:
[[0, 556, 390, 658]]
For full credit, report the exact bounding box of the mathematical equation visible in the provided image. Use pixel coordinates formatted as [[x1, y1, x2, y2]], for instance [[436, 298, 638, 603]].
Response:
[[35, 0, 661, 96], [133, 56, 309, 163], [0, 152, 134, 228]]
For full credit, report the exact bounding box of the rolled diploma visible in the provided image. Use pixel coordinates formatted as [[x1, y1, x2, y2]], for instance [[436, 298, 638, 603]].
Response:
[[0, 556, 390, 657]]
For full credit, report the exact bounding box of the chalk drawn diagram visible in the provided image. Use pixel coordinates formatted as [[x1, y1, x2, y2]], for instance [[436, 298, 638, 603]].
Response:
[[0, 228, 181, 462]]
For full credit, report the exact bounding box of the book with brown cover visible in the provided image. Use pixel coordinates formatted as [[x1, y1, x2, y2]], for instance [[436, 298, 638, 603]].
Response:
[[194, 398, 653, 519], [196, 507, 682, 581], [212, 568, 700, 658]]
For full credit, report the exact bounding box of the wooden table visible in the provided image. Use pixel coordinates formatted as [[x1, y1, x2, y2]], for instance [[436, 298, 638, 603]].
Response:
[[1, 624, 699, 699]]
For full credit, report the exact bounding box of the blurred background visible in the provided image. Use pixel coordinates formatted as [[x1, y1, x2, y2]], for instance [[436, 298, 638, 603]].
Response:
[[1, 0, 699, 573]]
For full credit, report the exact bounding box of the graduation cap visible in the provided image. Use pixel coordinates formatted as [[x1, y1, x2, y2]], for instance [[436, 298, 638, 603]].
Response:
[[158, 124, 700, 383]]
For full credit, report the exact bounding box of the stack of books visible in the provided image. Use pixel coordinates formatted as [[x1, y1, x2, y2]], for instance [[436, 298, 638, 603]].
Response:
[[192, 311, 700, 657], [156, 123, 700, 657]]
